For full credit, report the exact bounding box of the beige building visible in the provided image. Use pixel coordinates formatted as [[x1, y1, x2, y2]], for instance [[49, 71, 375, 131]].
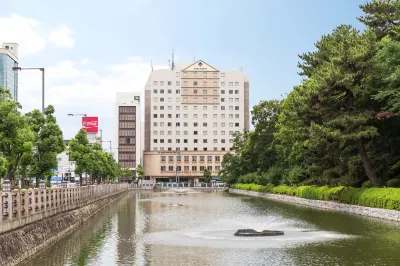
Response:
[[143, 60, 249, 184]]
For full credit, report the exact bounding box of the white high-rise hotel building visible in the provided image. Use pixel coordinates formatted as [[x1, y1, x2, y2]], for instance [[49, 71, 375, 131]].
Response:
[[143, 60, 249, 184]]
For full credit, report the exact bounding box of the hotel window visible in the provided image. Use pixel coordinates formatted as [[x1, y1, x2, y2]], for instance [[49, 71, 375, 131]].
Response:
[[169, 166, 173, 171], [160, 139, 164, 143], [153, 114, 158, 118], [184, 106, 188, 110], [235, 114, 239, 118], [161, 156, 166, 162], [213, 90, 218, 95], [153, 106, 158, 110], [176, 130, 181, 135], [160, 89, 165, 94], [176, 72, 180, 77], [229, 82, 233, 86], [208, 156, 212, 162], [229, 131, 233, 135], [229, 98, 233, 102], [221, 98, 225, 102], [192, 166, 197, 171], [221, 90, 225, 95], [192, 156, 197, 162], [229, 106, 233, 111], [160, 114, 164, 118], [213, 106, 217, 110], [168, 81, 172, 86], [184, 156, 189, 162], [203, 114, 207, 118], [229, 122, 233, 127], [203, 90, 207, 94], [184, 139, 188, 143], [168, 122, 172, 126], [222, 148, 225, 151], [229, 114, 234, 119], [203, 106, 207, 110], [153, 89, 158, 94], [215, 166, 220, 171], [194, 72, 198, 76], [221, 114, 226, 119], [176, 114, 180, 118], [235, 82, 239, 86], [176, 106, 180, 110], [203, 131, 207, 135], [184, 122, 188, 126], [160, 131, 164, 135], [213, 139, 218, 143], [154, 97, 158, 102], [194, 122, 198, 127], [213, 81, 218, 86], [194, 89, 198, 94], [235, 98, 239, 102], [160, 81, 164, 86], [221, 139, 226, 143], [176, 81, 180, 86], [235, 90, 239, 94], [213, 122, 217, 127], [153, 122, 158, 126], [200, 156, 205, 162], [194, 148, 198, 151], [153, 130, 158, 135], [213, 114, 217, 119], [176, 89, 180, 94], [168, 97, 172, 102], [168, 139, 172, 143], [213, 98, 217, 102], [153, 139, 158, 143], [235, 123, 240, 127], [235, 106, 239, 110], [183, 98, 188, 102], [154, 147, 158, 151], [221, 106, 225, 110], [160, 122, 164, 127], [203, 122, 207, 127], [168, 131, 172, 135], [213, 72, 217, 77], [168, 106, 172, 110], [194, 131, 198, 135], [202, 80, 207, 86], [194, 114, 198, 118], [194, 106, 198, 110], [184, 81, 188, 86], [194, 139, 198, 143], [229, 139, 234, 143], [203, 139, 208, 143], [160, 147, 165, 151], [184, 131, 188, 135], [221, 73, 225, 77], [176, 97, 180, 102], [160, 98, 165, 102], [160, 106, 165, 110], [194, 98, 198, 102], [153, 81, 158, 86], [221, 122, 226, 127], [200, 166, 205, 171], [213, 131, 218, 135], [221, 131, 225, 135], [183, 89, 188, 94], [203, 72, 207, 77], [203, 98, 207, 102], [183, 72, 188, 77], [221, 82, 225, 86], [194, 81, 198, 86], [229, 90, 233, 94], [203, 148, 208, 151]]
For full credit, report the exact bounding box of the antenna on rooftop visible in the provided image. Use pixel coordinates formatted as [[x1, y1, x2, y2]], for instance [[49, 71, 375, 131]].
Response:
[[171, 48, 175, 70]]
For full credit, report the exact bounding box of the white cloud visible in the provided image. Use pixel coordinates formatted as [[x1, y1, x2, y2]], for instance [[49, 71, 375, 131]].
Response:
[[18, 57, 166, 144], [48, 25, 75, 48], [0, 14, 75, 57]]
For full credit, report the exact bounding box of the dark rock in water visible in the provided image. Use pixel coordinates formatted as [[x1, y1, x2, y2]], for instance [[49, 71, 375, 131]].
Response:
[[234, 229, 284, 237]]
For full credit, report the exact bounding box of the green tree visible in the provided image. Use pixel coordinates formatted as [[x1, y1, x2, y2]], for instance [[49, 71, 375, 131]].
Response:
[[69, 129, 92, 185], [203, 168, 211, 183], [136, 163, 144, 185]]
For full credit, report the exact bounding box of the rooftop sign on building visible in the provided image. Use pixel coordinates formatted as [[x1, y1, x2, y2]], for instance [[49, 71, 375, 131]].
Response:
[[82, 116, 99, 133]]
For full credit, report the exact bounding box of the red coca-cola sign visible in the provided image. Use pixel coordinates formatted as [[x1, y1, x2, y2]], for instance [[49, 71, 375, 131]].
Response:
[[82, 117, 98, 133]]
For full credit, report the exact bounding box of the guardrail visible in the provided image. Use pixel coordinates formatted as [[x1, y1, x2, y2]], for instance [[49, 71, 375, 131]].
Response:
[[0, 181, 133, 234]]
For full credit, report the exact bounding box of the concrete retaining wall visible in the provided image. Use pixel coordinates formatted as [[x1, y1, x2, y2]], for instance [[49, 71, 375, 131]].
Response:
[[0, 190, 128, 266], [229, 189, 400, 222]]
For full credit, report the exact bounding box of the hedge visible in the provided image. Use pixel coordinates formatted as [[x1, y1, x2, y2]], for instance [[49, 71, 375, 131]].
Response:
[[231, 184, 400, 211]]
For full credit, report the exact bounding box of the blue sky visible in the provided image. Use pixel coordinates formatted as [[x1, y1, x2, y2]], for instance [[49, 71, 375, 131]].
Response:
[[0, 0, 366, 146]]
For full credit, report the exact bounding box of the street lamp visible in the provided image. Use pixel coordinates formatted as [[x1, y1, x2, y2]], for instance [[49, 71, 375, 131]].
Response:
[[68, 113, 87, 132], [12, 67, 45, 113]]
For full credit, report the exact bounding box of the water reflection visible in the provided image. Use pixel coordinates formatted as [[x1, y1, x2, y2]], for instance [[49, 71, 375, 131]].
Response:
[[19, 191, 400, 266]]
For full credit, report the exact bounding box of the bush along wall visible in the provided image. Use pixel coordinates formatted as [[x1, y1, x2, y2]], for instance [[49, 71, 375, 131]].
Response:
[[231, 184, 400, 211]]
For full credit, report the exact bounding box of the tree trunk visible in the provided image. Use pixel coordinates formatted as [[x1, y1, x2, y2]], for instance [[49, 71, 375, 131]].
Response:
[[356, 138, 381, 187], [36, 176, 40, 188]]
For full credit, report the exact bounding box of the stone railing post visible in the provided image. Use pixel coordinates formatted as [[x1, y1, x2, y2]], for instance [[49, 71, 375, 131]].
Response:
[[39, 180, 46, 212], [12, 189, 19, 219], [27, 188, 33, 215], [19, 189, 27, 218], [1, 180, 12, 221], [33, 188, 39, 213]]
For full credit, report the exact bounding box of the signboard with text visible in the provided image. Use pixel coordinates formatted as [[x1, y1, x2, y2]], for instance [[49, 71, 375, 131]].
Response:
[[82, 116, 99, 133]]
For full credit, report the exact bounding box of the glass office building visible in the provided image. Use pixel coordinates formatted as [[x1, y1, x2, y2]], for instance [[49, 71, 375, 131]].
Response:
[[0, 43, 19, 101]]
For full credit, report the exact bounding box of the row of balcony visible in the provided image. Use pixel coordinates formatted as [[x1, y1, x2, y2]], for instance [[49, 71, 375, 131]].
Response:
[[161, 160, 221, 164]]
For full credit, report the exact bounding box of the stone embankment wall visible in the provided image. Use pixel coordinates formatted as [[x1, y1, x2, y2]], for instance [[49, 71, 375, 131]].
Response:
[[0, 190, 128, 266], [0, 183, 132, 234], [229, 189, 400, 222]]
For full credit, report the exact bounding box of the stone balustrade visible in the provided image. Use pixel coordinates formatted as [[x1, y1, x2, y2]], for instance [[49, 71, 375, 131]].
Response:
[[0, 183, 133, 234]]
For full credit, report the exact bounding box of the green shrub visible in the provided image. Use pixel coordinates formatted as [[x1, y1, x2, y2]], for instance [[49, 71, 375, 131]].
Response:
[[264, 166, 285, 186], [237, 173, 258, 184], [362, 180, 372, 188], [387, 179, 400, 188], [286, 166, 308, 185]]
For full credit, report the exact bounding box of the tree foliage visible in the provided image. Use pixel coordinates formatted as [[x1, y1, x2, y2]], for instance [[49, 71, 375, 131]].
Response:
[[222, 0, 400, 188]]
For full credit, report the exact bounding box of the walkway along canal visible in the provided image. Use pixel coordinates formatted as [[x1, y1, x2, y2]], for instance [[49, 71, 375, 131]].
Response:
[[18, 190, 400, 266]]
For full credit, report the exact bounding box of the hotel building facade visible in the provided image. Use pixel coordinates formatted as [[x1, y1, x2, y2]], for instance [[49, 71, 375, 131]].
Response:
[[143, 60, 249, 184]]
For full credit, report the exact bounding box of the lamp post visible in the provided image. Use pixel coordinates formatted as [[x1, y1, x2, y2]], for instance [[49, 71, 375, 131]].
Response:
[[67, 113, 88, 186], [12, 67, 45, 113]]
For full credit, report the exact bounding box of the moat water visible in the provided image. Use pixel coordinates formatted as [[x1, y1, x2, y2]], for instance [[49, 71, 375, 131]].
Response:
[[19, 191, 400, 266]]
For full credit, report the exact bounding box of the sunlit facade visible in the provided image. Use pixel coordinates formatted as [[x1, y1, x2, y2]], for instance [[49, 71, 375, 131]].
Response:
[[0, 43, 19, 101]]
